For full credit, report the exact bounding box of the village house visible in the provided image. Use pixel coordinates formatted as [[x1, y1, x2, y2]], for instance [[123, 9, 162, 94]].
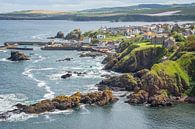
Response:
[[83, 37, 92, 44], [151, 35, 167, 44], [144, 32, 156, 40], [97, 34, 106, 40], [183, 29, 195, 36], [163, 37, 176, 48]]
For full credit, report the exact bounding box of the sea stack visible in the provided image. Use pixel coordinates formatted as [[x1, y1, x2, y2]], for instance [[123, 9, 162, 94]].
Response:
[[7, 51, 30, 61]]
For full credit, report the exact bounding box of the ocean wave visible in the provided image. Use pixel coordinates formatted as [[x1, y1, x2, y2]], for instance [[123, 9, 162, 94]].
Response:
[[0, 50, 7, 53], [0, 94, 28, 113], [23, 68, 55, 100], [0, 112, 38, 122], [32, 34, 48, 40], [44, 109, 74, 115], [79, 104, 90, 115], [49, 73, 63, 81], [0, 58, 12, 62], [33, 55, 46, 63], [87, 84, 98, 92]]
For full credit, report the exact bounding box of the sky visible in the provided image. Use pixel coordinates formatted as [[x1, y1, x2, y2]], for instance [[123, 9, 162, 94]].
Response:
[[0, 0, 195, 13]]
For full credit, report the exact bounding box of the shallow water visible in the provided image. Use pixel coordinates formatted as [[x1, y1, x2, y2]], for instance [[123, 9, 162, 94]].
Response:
[[0, 20, 195, 129]]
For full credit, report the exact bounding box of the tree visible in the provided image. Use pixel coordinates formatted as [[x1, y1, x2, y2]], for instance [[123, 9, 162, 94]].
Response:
[[185, 35, 195, 51], [173, 32, 185, 42]]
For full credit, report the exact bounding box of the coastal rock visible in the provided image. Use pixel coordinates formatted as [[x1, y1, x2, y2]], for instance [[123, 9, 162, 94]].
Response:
[[65, 29, 81, 41], [55, 31, 64, 39], [102, 54, 117, 64], [0, 90, 118, 116], [80, 90, 118, 106], [79, 52, 104, 58], [126, 54, 195, 107], [7, 51, 30, 61], [185, 97, 195, 104], [97, 73, 138, 91], [149, 92, 173, 107], [61, 73, 72, 79], [57, 58, 73, 62], [126, 90, 149, 104], [73, 71, 87, 76]]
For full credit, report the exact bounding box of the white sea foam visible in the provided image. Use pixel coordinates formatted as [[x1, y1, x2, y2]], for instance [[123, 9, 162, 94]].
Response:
[[0, 94, 28, 113], [1, 112, 38, 122], [33, 55, 46, 63], [32, 34, 48, 40], [0, 58, 12, 62], [80, 104, 90, 115], [43, 109, 74, 115], [23, 68, 55, 100], [0, 50, 7, 53], [87, 84, 98, 92], [49, 73, 63, 81], [0, 94, 38, 122]]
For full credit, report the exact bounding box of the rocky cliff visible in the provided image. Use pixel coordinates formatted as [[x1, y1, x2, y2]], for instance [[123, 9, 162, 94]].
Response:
[[102, 38, 195, 107], [104, 43, 166, 72]]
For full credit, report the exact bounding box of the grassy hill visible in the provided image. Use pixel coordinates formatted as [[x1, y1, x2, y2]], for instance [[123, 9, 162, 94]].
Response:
[[1, 3, 195, 21]]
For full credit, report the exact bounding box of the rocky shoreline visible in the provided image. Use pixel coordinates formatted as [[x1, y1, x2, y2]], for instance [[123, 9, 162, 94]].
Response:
[[0, 90, 118, 120], [96, 36, 195, 107]]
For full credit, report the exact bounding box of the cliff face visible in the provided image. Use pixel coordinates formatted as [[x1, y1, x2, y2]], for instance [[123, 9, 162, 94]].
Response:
[[102, 39, 195, 106], [126, 52, 195, 106], [105, 43, 166, 73], [97, 73, 138, 91]]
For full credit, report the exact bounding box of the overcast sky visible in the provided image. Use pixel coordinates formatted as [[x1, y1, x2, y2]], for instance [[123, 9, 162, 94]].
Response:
[[0, 0, 195, 13]]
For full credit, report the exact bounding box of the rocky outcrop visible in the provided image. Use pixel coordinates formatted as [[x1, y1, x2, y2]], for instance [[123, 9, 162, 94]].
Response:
[[104, 45, 166, 73], [125, 53, 195, 107], [102, 54, 117, 64], [55, 31, 64, 39], [0, 90, 118, 118], [7, 51, 30, 61], [65, 29, 81, 41], [79, 52, 104, 58], [61, 73, 72, 79], [97, 73, 138, 91], [57, 58, 73, 62]]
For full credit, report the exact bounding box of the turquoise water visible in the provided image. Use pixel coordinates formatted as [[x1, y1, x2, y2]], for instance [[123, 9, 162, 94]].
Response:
[[0, 20, 195, 129]]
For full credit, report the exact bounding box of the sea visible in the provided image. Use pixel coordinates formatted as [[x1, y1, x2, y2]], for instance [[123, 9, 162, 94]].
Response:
[[0, 20, 195, 129]]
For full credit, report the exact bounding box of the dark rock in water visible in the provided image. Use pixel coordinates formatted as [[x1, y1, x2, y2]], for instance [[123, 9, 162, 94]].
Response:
[[55, 31, 64, 39], [65, 58, 72, 61], [61, 73, 72, 79], [7, 51, 30, 61], [73, 71, 87, 76], [0, 112, 11, 120], [0, 90, 118, 116], [79, 52, 103, 58], [101, 74, 112, 78], [57, 58, 73, 62], [97, 73, 138, 91]]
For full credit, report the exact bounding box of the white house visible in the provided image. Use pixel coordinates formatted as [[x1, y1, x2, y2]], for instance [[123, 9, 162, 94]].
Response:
[[97, 35, 106, 40], [83, 37, 92, 44], [163, 37, 176, 48]]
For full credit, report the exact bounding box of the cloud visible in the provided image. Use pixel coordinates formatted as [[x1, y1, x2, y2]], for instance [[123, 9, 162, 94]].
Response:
[[0, 0, 195, 13]]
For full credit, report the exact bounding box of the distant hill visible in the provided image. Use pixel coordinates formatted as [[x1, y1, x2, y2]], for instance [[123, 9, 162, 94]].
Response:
[[1, 3, 195, 21], [10, 10, 67, 15]]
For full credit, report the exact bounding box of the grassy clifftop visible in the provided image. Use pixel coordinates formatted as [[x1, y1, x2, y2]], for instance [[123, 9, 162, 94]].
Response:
[[105, 43, 166, 72]]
